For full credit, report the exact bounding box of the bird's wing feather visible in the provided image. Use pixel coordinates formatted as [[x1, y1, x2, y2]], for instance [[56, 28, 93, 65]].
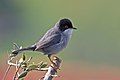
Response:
[[36, 28, 61, 49]]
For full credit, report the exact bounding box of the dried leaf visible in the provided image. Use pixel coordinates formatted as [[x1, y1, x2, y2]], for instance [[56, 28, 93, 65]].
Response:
[[19, 58, 24, 63], [9, 53, 16, 57]]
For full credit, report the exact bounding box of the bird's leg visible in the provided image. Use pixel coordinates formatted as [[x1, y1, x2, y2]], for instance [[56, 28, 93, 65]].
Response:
[[48, 54, 53, 63], [48, 54, 57, 67], [48, 54, 61, 70], [48, 54, 60, 70]]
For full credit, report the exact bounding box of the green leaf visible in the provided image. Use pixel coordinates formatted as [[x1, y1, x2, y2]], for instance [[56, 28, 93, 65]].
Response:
[[38, 61, 43, 68], [40, 62, 47, 68], [18, 71, 28, 79], [21, 62, 27, 68], [22, 54, 26, 61], [19, 78, 24, 80], [19, 54, 26, 63], [27, 64, 38, 71]]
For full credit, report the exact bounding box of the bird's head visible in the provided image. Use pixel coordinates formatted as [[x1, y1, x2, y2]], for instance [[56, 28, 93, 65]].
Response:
[[58, 18, 77, 31]]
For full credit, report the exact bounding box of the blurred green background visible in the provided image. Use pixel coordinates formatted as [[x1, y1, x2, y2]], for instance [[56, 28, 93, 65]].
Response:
[[0, 0, 120, 79]]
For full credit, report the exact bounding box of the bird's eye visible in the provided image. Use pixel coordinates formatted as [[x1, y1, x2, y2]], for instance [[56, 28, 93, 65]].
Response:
[[64, 25, 68, 28]]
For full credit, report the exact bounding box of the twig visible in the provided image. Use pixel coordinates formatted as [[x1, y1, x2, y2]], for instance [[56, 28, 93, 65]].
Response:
[[2, 65, 12, 80], [13, 42, 21, 50], [4, 43, 62, 80], [26, 57, 32, 63], [13, 61, 21, 80], [42, 56, 62, 80], [13, 66, 21, 80], [4, 41, 21, 80], [2, 57, 15, 80]]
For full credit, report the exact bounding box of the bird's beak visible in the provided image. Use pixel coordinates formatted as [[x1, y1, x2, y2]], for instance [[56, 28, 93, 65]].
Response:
[[72, 27, 77, 30]]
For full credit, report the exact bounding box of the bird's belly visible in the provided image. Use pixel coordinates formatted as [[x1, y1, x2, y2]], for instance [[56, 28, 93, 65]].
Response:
[[36, 42, 67, 55], [38, 35, 70, 55], [46, 45, 64, 55], [46, 36, 68, 55]]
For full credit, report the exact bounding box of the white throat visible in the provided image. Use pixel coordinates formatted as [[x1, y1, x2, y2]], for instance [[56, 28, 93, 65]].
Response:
[[63, 29, 73, 38]]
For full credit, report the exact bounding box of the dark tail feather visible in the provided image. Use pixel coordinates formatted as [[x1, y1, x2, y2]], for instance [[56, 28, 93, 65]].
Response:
[[12, 45, 36, 55]]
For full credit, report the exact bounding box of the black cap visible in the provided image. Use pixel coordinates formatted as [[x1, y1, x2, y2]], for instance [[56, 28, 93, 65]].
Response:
[[59, 18, 77, 31]]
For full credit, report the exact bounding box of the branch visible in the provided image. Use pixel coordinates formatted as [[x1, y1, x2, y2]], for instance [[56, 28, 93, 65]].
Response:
[[42, 56, 62, 80], [3, 43, 62, 80], [2, 65, 12, 80], [2, 57, 15, 80], [13, 61, 21, 80]]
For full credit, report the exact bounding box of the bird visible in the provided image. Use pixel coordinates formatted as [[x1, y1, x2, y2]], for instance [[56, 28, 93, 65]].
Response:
[[12, 18, 77, 63]]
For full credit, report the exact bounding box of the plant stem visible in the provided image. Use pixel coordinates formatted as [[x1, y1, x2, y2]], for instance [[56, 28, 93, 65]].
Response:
[[2, 65, 12, 80], [13, 64, 21, 80]]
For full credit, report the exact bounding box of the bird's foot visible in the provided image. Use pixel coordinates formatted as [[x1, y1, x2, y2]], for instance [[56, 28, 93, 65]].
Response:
[[48, 55, 61, 70]]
